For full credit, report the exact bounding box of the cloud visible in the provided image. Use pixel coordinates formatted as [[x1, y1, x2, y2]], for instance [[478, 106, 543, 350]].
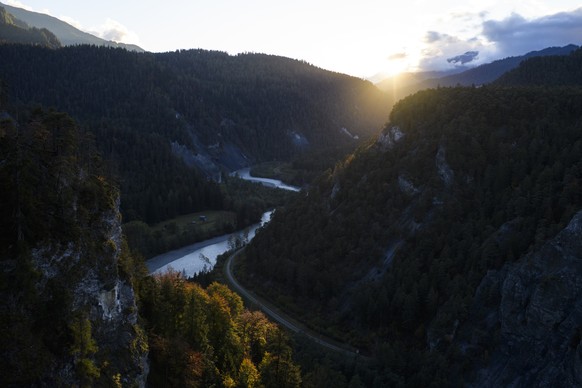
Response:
[[482, 8, 582, 58], [447, 51, 479, 64], [418, 31, 482, 71], [91, 18, 139, 44], [5, 1, 140, 45], [59, 16, 85, 30], [424, 31, 457, 44], [416, 7, 582, 72], [4, 0, 34, 11], [424, 31, 442, 44]]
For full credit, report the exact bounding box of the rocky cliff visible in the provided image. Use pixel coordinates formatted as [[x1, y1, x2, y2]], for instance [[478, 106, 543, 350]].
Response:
[[465, 211, 582, 387], [0, 109, 148, 386], [25, 199, 149, 387]]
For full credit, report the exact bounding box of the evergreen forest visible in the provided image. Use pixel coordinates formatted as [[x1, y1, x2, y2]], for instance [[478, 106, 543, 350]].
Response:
[[240, 58, 582, 385], [0, 44, 391, 225], [2, 12, 582, 387], [0, 100, 305, 387]]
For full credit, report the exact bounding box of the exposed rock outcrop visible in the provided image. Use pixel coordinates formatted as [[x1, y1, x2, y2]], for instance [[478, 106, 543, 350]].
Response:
[[467, 211, 582, 387], [398, 174, 420, 196], [0, 110, 148, 386], [435, 144, 454, 187], [27, 202, 149, 387], [377, 125, 404, 150]]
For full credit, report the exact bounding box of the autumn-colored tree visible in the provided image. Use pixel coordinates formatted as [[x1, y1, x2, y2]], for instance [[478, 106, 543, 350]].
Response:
[[238, 357, 260, 388], [259, 352, 302, 388], [69, 314, 100, 385], [138, 273, 302, 386], [238, 310, 276, 364]]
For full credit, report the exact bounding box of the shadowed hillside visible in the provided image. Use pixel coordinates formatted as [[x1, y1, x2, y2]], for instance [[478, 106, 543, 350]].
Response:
[[0, 45, 391, 223], [241, 85, 582, 386]]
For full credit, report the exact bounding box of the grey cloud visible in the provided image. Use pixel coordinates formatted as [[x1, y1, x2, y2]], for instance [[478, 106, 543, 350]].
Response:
[[418, 31, 477, 71], [482, 8, 582, 57], [447, 51, 479, 64], [417, 7, 582, 72], [424, 31, 444, 43], [424, 31, 460, 44]]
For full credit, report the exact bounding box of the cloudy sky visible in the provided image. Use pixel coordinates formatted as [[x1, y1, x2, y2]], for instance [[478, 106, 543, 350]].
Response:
[[4, 0, 582, 78]]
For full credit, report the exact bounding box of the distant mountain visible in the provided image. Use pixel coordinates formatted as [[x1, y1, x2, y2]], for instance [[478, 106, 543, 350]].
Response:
[[0, 5, 25, 28], [377, 45, 579, 99], [0, 2, 143, 52], [422, 44, 579, 87], [495, 46, 582, 86], [375, 68, 463, 98], [0, 6, 60, 48]]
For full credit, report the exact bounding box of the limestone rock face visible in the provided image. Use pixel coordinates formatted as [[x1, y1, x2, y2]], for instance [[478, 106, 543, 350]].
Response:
[[0, 109, 149, 386], [469, 211, 582, 387], [27, 204, 149, 387], [377, 125, 404, 151]]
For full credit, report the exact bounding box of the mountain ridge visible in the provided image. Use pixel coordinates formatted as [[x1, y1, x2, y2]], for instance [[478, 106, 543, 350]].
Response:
[[495, 46, 582, 86], [0, 6, 61, 48], [0, 2, 143, 51], [419, 44, 579, 87], [377, 44, 579, 99]]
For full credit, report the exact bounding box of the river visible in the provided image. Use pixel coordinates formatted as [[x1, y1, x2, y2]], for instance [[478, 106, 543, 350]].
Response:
[[230, 167, 301, 192], [147, 211, 273, 277], [146, 168, 300, 277]]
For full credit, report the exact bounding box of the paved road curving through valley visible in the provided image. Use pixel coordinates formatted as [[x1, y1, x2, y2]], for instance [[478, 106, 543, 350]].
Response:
[[224, 249, 367, 360]]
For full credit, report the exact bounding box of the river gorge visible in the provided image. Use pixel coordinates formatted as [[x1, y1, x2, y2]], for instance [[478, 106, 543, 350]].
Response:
[[146, 168, 300, 277]]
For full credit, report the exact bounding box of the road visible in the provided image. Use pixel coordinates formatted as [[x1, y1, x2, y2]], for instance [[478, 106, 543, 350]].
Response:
[[224, 249, 365, 359]]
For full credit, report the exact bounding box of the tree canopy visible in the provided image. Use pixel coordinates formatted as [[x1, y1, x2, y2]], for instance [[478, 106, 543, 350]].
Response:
[[139, 272, 302, 387], [0, 44, 391, 223], [240, 85, 582, 385]]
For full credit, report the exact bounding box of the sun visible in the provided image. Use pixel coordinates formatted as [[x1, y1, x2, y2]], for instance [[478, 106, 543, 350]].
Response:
[[382, 49, 422, 77], [384, 59, 409, 77]]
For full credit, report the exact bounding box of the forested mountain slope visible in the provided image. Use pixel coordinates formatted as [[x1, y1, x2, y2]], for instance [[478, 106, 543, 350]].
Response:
[[495, 46, 582, 86], [0, 45, 391, 223], [0, 73, 305, 387], [240, 86, 582, 386], [0, 2, 143, 51], [0, 6, 60, 48]]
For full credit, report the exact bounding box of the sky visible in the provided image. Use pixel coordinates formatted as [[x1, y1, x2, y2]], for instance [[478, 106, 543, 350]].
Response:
[[4, 0, 582, 78]]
